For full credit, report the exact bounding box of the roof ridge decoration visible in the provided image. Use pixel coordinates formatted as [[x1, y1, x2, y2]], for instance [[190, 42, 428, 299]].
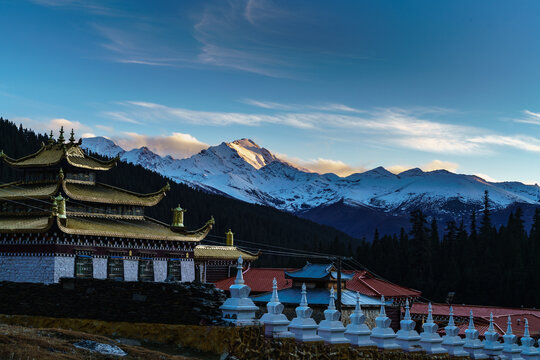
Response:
[[1, 131, 117, 170]]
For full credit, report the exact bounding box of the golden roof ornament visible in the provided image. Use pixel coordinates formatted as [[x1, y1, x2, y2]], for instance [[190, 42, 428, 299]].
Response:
[[58, 168, 64, 181], [171, 204, 187, 228], [69, 129, 75, 144], [48, 130, 55, 145], [226, 229, 234, 246], [58, 126, 65, 143]]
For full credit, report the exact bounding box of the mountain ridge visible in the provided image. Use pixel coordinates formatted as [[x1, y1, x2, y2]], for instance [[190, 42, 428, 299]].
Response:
[[82, 136, 540, 238]]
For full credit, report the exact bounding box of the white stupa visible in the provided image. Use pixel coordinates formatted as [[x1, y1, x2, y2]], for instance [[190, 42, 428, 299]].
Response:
[[370, 295, 400, 350], [483, 313, 503, 357], [317, 287, 350, 345], [463, 310, 488, 359], [288, 283, 323, 342], [219, 256, 259, 326], [260, 278, 294, 338], [419, 302, 447, 354], [344, 292, 376, 347], [395, 299, 421, 352], [520, 319, 540, 360], [441, 306, 468, 357], [502, 316, 523, 360]]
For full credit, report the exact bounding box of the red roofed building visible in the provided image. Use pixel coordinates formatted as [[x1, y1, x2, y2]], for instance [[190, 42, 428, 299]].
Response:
[[215, 266, 421, 302], [345, 270, 421, 302], [214, 267, 294, 294], [410, 303, 540, 339]]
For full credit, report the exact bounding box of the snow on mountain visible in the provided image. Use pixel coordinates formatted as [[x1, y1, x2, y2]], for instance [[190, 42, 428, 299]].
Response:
[[81, 137, 540, 217], [81, 137, 124, 158]]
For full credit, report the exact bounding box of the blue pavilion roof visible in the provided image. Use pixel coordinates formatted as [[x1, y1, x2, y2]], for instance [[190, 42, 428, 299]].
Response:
[[284, 262, 354, 280], [250, 287, 387, 307]]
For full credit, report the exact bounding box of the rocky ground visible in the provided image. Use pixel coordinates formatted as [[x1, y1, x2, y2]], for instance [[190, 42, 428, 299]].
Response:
[[0, 323, 201, 360]]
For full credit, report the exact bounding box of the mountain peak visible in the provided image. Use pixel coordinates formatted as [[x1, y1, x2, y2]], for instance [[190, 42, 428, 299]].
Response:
[[363, 166, 395, 178], [226, 138, 278, 169]]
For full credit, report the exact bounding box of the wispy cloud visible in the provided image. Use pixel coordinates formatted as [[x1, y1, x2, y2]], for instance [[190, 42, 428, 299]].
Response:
[[515, 110, 540, 126], [468, 135, 540, 152], [13, 117, 93, 137], [242, 99, 365, 113], [101, 111, 142, 125]]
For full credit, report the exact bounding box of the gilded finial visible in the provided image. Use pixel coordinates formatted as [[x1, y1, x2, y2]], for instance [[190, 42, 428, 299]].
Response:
[[69, 129, 75, 143], [48, 130, 55, 145], [58, 126, 65, 143], [226, 229, 234, 246], [171, 204, 186, 228], [58, 168, 64, 181]]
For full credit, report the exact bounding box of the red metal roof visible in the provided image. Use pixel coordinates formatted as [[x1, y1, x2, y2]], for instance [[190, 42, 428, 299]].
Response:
[[214, 268, 293, 293], [412, 303, 540, 338], [215, 267, 420, 299], [411, 303, 540, 319], [345, 270, 421, 298]]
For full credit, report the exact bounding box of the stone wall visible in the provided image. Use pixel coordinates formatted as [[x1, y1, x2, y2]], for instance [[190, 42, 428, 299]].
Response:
[[0, 255, 55, 283], [0, 278, 226, 325]]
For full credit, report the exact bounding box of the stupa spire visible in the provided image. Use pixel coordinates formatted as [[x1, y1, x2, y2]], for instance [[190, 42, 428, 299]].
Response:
[[234, 256, 244, 285], [58, 126, 65, 143]]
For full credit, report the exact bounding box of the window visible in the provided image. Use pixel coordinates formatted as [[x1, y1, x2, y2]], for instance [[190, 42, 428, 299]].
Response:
[[167, 259, 182, 281], [138, 258, 154, 282], [75, 255, 93, 278], [107, 256, 124, 280]]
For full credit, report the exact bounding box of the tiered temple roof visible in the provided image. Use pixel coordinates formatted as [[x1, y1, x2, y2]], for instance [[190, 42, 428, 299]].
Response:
[[194, 245, 260, 261], [0, 141, 117, 170], [0, 127, 214, 242]]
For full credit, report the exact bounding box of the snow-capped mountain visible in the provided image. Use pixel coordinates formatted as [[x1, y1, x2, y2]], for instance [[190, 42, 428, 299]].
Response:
[[82, 136, 540, 237]]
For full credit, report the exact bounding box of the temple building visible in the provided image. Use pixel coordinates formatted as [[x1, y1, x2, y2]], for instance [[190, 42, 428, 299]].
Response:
[[0, 128, 214, 284], [194, 229, 260, 283]]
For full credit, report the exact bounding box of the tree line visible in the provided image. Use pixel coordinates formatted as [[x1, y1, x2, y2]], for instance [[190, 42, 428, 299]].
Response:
[[354, 191, 540, 308]]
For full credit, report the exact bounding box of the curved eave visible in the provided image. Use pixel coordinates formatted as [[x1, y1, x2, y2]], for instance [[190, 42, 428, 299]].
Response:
[[0, 216, 54, 233], [66, 155, 117, 171], [194, 245, 260, 261], [56, 216, 213, 242], [0, 181, 61, 201], [62, 181, 168, 206], [1, 145, 62, 168]]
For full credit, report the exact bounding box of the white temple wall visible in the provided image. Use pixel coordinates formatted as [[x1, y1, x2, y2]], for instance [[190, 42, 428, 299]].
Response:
[[0, 255, 56, 284], [181, 260, 195, 282], [92, 258, 107, 279], [54, 256, 75, 283], [124, 259, 138, 281], [153, 260, 167, 282]]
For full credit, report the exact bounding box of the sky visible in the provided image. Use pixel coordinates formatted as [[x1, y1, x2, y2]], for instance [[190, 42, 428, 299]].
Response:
[[1, 0, 540, 183]]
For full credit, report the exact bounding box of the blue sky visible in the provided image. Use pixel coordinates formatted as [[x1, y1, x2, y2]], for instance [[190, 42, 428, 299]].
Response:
[[2, 0, 540, 183]]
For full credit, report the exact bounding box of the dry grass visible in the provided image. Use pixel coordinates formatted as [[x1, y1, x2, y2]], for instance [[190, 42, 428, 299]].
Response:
[[0, 324, 198, 360]]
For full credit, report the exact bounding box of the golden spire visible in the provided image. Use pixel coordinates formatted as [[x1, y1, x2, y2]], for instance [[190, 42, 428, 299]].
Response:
[[226, 229, 234, 246], [69, 129, 75, 144], [171, 204, 187, 228], [58, 126, 65, 143]]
